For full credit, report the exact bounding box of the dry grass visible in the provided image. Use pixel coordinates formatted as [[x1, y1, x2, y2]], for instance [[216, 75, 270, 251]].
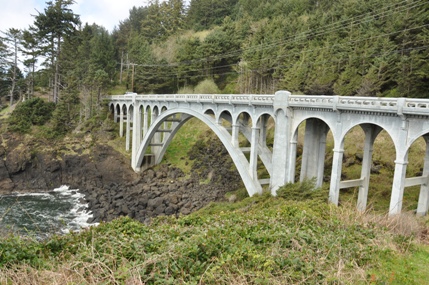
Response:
[[332, 201, 429, 245]]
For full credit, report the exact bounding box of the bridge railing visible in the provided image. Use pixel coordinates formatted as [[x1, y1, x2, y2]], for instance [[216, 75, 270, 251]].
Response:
[[106, 93, 275, 106], [288, 95, 429, 116], [107, 93, 429, 116]]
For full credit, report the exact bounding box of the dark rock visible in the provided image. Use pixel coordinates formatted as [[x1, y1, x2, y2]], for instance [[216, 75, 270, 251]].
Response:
[[147, 197, 164, 210]]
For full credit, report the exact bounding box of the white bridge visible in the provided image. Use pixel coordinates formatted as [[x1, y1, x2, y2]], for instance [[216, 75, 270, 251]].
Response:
[[107, 91, 429, 216]]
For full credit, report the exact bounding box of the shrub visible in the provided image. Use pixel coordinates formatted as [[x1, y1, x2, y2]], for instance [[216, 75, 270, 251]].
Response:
[[276, 178, 328, 202], [194, 79, 220, 94], [8, 98, 55, 133], [177, 86, 194, 94]]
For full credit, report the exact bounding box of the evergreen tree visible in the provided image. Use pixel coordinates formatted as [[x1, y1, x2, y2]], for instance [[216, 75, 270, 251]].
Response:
[[187, 0, 239, 30], [1, 28, 22, 105], [21, 30, 39, 99], [33, 0, 80, 103]]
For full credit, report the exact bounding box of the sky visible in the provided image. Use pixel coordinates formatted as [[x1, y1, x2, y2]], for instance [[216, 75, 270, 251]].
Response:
[[0, 0, 171, 33]]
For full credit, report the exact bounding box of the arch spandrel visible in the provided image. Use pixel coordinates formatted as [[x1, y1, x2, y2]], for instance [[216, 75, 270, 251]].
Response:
[[406, 118, 429, 150]]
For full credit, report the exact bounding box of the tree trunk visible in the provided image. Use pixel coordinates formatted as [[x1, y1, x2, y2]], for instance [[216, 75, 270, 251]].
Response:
[[54, 34, 61, 104], [9, 37, 18, 106]]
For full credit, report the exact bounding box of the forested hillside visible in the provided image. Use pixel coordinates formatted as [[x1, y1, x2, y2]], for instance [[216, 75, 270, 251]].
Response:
[[1, 0, 428, 125], [112, 0, 429, 97]]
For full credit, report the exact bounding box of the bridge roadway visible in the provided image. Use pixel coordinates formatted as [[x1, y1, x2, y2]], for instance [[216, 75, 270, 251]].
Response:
[[107, 91, 429, 216]]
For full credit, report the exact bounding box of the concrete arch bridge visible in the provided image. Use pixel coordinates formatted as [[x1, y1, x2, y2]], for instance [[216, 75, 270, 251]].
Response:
[[107, 91, 429, 216]]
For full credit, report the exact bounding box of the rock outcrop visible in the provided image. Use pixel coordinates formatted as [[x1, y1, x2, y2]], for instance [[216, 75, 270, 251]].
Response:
[[0, 132, 242, 223]]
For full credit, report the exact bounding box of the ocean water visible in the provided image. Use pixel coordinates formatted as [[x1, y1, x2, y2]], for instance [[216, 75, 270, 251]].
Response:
[[0, 186, 95, 238]]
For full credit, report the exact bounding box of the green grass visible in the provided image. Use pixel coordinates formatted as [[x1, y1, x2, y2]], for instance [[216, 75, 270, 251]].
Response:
[[1, 182, 428, 284], [370, 245, 429, 284], [162, 118, 210, 174]]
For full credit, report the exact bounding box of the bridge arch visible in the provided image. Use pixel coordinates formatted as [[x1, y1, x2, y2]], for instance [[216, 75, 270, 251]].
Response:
[[134, 108, 263, 196], [291, 117, 333, 188], [336, 123, 394, 211], [404, 132, 429, 215]]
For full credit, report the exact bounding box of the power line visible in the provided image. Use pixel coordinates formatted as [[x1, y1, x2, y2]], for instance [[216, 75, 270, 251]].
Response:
[[121, 0, 428, 83]]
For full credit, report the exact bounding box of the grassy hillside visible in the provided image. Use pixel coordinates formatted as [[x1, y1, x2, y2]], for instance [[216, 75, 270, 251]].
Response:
[[1, 182, 428, 284]]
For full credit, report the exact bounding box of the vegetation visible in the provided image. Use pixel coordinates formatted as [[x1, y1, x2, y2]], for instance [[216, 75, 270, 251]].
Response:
[[0, 0, 428, 283], [7, 98, 55, 133], [0, 0, 427, 133], [1, 182, 428, 284]]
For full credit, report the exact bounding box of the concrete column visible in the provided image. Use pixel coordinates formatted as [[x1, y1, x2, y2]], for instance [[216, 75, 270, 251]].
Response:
[[357, 125, 381, 211], [249, 127, 260, 181], [143, 110, 148, 138], [259, 115, 268, 147], [300, 119, 317, 182], [114, 107, 118, 123], [152, 110, 161, 144], [271, 109, 289, 193], [389, 157, 408, 215], [389, 121, 409, 216], [231, 124, 240, 148], [131, 103, 141, 170], [417, 135, 429, 215], [132, 108, 141, 168], [329, 147, 344, 205], [287, 136, 297, 183], [300, 119, 327, 187], [119, 107, 124, 137], [125, 108, 131, 152], [316, 127, 327, 188]]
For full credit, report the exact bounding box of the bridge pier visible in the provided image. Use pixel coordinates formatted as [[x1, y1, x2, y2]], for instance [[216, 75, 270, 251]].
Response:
[[119, 107, 124, 137], [126, 108, 132, 151], [231, 124, 240, 147], [131, 98, 141, 169], [329, 148, 344, 205], [390, 158, 408, 215], [271, 91, 291, 194], [357, 125, 382, 211], [249, 127, 260, 181], [300, 119, 329, 188], [417, 136, 429, 215]]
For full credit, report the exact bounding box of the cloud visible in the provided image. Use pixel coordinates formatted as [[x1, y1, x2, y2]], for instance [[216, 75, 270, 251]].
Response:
[[0, 0, 44, 32], [72, 0, 153, 32]]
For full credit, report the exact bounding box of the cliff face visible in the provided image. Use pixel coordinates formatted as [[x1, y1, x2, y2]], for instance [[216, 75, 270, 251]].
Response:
[[0, 132, 136, 194], [0, 132, 242, 223]]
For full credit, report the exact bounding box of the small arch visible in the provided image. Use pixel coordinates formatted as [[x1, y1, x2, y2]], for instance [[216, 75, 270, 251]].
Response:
[[254, 113, 276, 184], [204, 109, 215, 117], [292, 117, 333, 188], [404, 133, 429, 215]]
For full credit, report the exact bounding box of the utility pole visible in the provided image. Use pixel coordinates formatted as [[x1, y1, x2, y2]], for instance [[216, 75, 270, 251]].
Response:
[[120, 50, 123, 84], [131, 63, 136, 92]]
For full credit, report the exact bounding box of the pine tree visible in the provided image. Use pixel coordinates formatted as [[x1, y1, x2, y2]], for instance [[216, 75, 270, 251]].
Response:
[[1, 28, 22, 105], [33, 0, 80, 103]]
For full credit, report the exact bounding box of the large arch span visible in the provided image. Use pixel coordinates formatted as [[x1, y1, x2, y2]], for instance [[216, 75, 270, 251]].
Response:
[[134, 108, 264, 196]]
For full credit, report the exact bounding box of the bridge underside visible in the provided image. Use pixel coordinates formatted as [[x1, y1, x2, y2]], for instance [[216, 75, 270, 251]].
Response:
[[109, 92, 429, 216]]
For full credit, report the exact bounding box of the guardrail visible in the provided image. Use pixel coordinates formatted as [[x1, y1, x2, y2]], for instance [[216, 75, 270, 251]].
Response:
[[106, 93, 429, 116]]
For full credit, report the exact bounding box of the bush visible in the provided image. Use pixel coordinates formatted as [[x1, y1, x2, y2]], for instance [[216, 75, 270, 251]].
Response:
[[194, 79, 220, 94], [177, 86, 194, 94], [276, 178, 328, 202], [8, 98, 55, 133]]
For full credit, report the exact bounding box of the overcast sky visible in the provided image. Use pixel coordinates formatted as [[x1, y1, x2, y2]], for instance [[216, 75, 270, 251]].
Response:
[[0, 0, 181, 33]]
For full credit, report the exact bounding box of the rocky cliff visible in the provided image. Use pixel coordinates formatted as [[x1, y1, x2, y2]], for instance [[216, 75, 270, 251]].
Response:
[[0, 131, 242, 223]]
